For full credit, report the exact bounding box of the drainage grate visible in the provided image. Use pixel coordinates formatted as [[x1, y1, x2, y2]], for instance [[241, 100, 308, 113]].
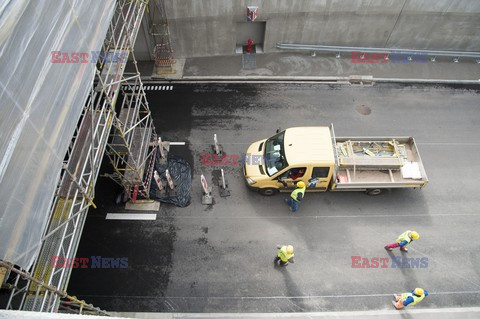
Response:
[[242, 53, 256, 69]]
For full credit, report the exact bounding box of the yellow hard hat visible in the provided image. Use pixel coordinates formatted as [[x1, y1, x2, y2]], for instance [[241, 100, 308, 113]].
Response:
[[410, 231, 420, 240], [297, 181, 305, 188], [414, 288, 424, 296], [286, 245, 294, 254]]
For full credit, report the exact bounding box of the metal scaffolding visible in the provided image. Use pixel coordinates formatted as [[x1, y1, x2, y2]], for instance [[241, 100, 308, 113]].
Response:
[[103, 75, 157, 201], [3, 0, 155, 315], [145, 0, 176, 73]]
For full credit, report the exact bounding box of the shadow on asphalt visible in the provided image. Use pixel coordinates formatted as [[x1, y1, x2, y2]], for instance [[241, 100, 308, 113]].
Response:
[[274, 264, 309, 312]]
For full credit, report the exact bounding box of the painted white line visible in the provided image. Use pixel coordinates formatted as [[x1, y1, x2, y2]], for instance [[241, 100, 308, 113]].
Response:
[[153, 213, 479, 220], [169, 85, 173, 90], [80, 291, 480, 300], [169, 142, 186, 145], [155, 86, 158, 90], [106, 213, 156, 220]]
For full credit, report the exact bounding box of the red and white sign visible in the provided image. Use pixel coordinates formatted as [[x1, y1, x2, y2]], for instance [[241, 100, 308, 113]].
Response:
[[165, 169, 174, 189], [247, 6, 258, 22], [154, 171, 163, 190], [201, 174, 208, 194]]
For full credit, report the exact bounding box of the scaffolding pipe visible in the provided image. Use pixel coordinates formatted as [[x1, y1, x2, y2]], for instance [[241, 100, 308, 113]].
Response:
[[0, 261, 110, 316]]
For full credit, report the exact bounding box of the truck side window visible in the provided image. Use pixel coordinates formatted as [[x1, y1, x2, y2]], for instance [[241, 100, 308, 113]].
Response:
[[312, 167, 330, 178], [289, 167, 306, 180]]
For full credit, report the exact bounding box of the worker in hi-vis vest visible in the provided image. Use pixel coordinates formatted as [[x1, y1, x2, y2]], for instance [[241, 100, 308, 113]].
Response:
[[385, 230, 419, 252], [274, 245, 294, 266], [285, 181, 306, 212], [393, 288, 429, 309]]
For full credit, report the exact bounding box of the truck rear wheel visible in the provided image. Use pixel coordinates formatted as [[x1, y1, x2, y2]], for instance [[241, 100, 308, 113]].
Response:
[[366, 188, 383, 196], [259, 188, 279, 196]]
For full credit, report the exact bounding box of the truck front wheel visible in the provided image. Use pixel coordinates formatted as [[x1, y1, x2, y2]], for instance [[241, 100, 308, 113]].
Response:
[[259, 188, 279, 196], [366, 188, 383, 196]]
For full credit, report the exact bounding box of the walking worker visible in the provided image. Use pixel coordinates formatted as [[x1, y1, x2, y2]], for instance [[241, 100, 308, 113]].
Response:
[[393, 288, 429, 309], [274, 245, 294, 266], [285, 181, 306, 212], [385, 230, 419, 252]]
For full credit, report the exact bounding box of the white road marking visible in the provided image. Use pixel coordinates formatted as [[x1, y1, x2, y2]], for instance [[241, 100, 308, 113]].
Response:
[[80, 291, 480, 300], [153, 213, 480, 219], [106, 213, 156, 220]]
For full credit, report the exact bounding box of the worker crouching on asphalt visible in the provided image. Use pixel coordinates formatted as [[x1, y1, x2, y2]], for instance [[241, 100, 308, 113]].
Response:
[[393, 288, 429, 309], [385, 230, 419, 252], [285, 181, 306, 212], [274, 245, 294, 266]]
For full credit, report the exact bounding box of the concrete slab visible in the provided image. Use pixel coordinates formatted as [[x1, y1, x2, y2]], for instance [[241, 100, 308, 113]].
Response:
[[112, 307, 480, 318], [179, 53, 480, 82], [125, 200, 160, 211], [152, 59, 186, 80]]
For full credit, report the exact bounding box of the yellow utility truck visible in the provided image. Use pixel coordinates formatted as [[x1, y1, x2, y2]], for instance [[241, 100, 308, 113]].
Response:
[[244, 125, 428, 196]]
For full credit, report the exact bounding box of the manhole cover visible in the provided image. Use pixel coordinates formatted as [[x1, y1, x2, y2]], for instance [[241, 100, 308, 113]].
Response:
[[356, 105, 371, 115]]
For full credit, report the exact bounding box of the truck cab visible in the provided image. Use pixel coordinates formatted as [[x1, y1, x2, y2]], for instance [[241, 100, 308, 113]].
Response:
[[244, 127, 335, 196]]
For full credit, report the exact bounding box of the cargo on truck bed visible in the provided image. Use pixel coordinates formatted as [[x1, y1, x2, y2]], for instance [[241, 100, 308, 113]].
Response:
[[332, 136, 428, 191]]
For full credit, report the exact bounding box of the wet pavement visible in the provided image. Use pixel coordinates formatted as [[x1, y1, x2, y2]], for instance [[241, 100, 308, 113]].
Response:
[[68, 83, 480, 313]]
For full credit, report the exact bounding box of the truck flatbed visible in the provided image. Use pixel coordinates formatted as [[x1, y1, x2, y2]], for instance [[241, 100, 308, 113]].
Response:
[[331, 136, 428, 190]]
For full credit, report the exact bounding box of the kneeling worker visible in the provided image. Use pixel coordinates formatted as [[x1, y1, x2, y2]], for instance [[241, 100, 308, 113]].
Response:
[[393, 288, 429, 309]]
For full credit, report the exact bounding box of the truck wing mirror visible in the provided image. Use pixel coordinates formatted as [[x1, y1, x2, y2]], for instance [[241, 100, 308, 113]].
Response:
[[276, 127, 281, 134]]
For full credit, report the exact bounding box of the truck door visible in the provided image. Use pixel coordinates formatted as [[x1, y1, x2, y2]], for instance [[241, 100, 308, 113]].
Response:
[[307, 167, 331, 191], [275, 167, 307, 190]]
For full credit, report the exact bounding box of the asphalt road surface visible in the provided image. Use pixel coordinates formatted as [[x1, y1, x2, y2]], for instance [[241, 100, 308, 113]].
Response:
[[68, 82, 480, 313]]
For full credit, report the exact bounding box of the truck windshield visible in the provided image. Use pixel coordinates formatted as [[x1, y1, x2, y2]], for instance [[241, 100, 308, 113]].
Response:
[[264, 131, 288, 176]]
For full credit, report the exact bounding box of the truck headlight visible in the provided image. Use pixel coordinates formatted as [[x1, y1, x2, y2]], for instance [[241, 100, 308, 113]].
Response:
[[246, 177, 256, 185]]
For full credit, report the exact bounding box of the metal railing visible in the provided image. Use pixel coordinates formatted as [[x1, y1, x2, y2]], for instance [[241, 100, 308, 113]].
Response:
[[276, 43, 480, 62]]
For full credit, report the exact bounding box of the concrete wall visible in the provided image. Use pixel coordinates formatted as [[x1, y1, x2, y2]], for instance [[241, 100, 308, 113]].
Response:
[[134, 0, 480, 59]]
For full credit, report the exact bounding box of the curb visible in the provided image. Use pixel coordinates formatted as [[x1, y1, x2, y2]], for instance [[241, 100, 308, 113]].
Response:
[[141, 75, 480, 85], [111, 307, 480, 318]]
